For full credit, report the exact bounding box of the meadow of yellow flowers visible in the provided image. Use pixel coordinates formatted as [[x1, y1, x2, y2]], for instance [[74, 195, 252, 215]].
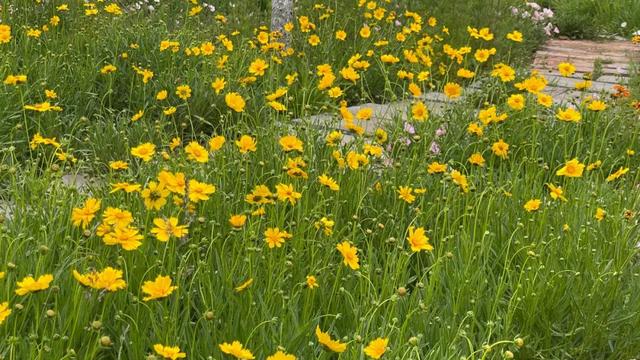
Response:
[[1, 0, 640, 359]]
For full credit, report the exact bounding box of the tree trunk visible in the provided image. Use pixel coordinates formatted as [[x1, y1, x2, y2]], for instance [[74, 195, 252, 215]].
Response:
[[271, 0, 294, 46]]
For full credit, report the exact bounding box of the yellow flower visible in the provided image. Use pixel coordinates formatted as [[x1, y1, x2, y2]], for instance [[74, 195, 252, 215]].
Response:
[[524, 199, 541, 212], [380, 54, 400, 64], [234, 278, 253, 292], [443, 82, 462, 99], [0, 302, 11, 325], [219, 341, 255, 359], [375, 128, 388, 144], [142, 275, 178, 301], [248, 58, 269, 76], [188, 180, 216, 202], [189, 5, 202, 16], [235, 135, 257, 154], [275, 183, 302, 205], [575, 80, 592, 90], [595, 208, 606, 221], [45, 89, 57, 99], [336, 241, 360, 270], [15, 274, 53, 296], [450, 170, 470, 193], [103, 207, 133, 228], [408, 82, 422, 97], [245, 185, 275, 205], [104, 3, 123, 15], [225, 92, 246, 112], [457, 68, 475, 79], [556, 108, 581, 122], [547, 184, 567, 202], [478, 106, 508, 125], [356, 107, 373, 121], [229, 214, 247, 228], [131, 143, 156, 162], [315, 217, 335, 235], [587, 160, 602, 171], [335, 30, 347, 40], [507, 94, 525, 110], [264, 228, 293, 248], [103, 226, 144, 250], [340, 66, 360, 83], [306, 275, 319, 289], [211, 77, 226, 94], [359, 25, 371, 38], [326, 131, 344, 146], [427, 162, 447, 174], [411, 101, 429, 121], [29, 133, 61, 149], [397, 186, 416, 203], [100, 64, 117, 74], [556, 159, 585, 178], [209, 135, 226, 151], [467, 26, 494, 40], [184, 141, 209, 163], [491, 139, 509, 159], [364, 337, 388, 359], [506, 30, 523, 42], [407, 226, 433, 252], [156, 90, 168, 101], [131, 110, 144, 122], [347, 151, 369, 170], [71, 197, 101, 228], [587, 100, 607, 111], [267, 350, 296, 360], [315, 325, 347, 353], [318, 174, 340, 191], [163, 106, 177, 116], [537, 93, 553, 108], [606, 167, 629, 182], [558, 62, 576, 77], [3, 74, 27, 85], [308, 34, 321, 46], [151, 217, 188, 242], [268, 101, 287, 111], [158, 171, 186, 195], [0, 24, 12, 44], [468, 153, 485, 167], [474, 48, 496, 63], [141, 181, 170, 210], [327, 86, 343, 98], [23, 102, 63, 112], [515, 75, 547, 94], [153, 344, 186, 359], [279, 135, 304, 152], [176, 85, 191, 100], [491, 63, 515, 82], [72, 267, 126, 292]]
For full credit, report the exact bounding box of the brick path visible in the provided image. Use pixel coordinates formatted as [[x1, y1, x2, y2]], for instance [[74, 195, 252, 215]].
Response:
[[533, 39, 640, 102]]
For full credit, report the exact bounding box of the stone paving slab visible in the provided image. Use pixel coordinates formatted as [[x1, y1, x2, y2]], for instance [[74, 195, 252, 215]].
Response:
[[297, 94, 455, 138]]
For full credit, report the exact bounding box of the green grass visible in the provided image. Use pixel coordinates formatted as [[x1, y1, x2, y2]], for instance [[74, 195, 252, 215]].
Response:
[[540, 0, 640, 39], [1, 1, 640, 360]]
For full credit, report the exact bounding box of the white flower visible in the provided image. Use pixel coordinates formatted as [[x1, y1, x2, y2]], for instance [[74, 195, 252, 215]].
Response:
[[526, 2, 541, 11]]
